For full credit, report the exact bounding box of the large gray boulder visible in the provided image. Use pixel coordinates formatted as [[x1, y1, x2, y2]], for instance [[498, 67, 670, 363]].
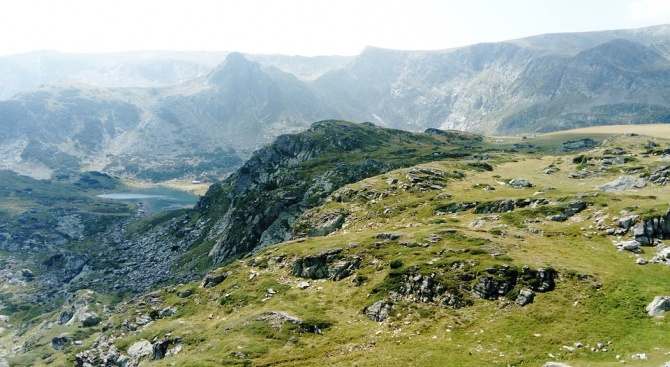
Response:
[[516, 289, 535, 307], [646, 296, 670, 317], [127, 339, 153, 359], [596, 176, 646, 191], [364, 300, 393, 322]]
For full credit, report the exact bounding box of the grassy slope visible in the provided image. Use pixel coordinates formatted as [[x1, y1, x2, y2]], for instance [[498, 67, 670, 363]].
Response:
[[6, 125, 670, 367]]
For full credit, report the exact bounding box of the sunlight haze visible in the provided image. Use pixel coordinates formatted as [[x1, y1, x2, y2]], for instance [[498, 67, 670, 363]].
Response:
[[1, 0, 670, 56]]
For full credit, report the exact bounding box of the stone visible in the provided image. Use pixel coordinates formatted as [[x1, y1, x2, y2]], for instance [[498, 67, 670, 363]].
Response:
[[0, 315, 8, 323], [127, 339, 153, 359], [159, 307, 177, 317], [619, 215, 640, 230], [646, 296, 670, 317], [297, 281, 310, 289], [636, 258, 647, 265], [596, 176, 646, 191], [631, 353, 647, 360], [542, 362, 573, 367], [615, 240, 641, 253], [516, 289, 535, 306], [201, 269, 228, 288], [51, 335, 73, 350], [136, 315, 153, 326], [535, 268, 556, 292], [364, 300, 393, 322], [153, 339, 170, 360], [80, 312, 101, 327], [177, 290, 193, 298], [508, 178, 533, 188]]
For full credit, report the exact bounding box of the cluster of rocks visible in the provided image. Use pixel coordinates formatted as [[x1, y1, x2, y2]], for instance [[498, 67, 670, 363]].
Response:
[[75, 213, 207, 294], [555, 138, 598, 153], [545, 200, 587, 222], [56, 290, 103, 328], [388, 271, 471, 310], [291, 209, 347, 238], [364, 300, 394, 322], [74, 334, 182, 367], [647, 165, 670, 185], [472, 266, 555, 306], [291, 248, 361, 281]]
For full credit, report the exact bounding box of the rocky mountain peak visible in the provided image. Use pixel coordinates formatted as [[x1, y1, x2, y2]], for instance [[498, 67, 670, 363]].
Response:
[[205, 52, 264, 87]]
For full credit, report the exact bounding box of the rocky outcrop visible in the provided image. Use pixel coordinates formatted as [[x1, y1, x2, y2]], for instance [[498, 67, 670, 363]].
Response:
[[646, 296, 670, 317], [508, 178, 533, 188], [474, 199, 516, 214], [201, 268, 229, 288], [473, 266, 554, 302], [200, 121, 480, 263], [473, 276, 515, 300], [630, 209, 670, 246], [389, 272, 470, 309], [364, 300, 393, 322], [291, 209, 348, 238], [596, 176, 646, 191], [649, 166, 670, 185], [546, 200, 587, 222], [75, 334, 183, 367], [516, 289, 535, 306], [52, 335, 73, 350], [556, 139, 598, 153], [291, 249, 361, 281]]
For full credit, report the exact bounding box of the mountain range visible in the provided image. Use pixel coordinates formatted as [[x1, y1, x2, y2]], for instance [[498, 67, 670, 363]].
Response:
[[2, 25, 670, 181], [3, 24, 670, 366]]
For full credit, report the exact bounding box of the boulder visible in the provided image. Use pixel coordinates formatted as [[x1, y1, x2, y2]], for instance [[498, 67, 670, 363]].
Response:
[[127, 339, 153, 359], [516, 289, 535, 306], [201, 270, 228, 288], [542, 363, 573, 367], [177, 289, 193, 298], [508, 178, 533, 188], [80, 312, 101, 327], [646, 296, 670, 317], [57, 310, 74, 325], [619, 215, 640, 231], [364, 300, 393, 322], [159, 307, 177, 317], [292, 248, 360, 281], [596, 176, 646, 191], [615, 240, 641, 253], [535, 268, 555, 292], [51, 335, 73, 350]]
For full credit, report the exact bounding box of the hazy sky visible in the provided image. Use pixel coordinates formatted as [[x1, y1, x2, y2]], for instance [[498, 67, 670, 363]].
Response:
[[2, 0, 670, 56]]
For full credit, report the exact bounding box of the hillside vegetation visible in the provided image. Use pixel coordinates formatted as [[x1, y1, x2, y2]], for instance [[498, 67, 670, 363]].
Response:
[[3, 123, 670, 367]]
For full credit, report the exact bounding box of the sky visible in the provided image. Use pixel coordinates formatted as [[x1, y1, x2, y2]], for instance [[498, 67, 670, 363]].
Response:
[[1, 0, 670, 57]]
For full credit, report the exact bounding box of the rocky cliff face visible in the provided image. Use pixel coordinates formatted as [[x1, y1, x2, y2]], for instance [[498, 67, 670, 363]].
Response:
[[195, 120, 483, 263]]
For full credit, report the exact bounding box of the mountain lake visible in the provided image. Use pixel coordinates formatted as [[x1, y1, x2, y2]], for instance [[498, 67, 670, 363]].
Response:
[[97, 187, 199, 215]]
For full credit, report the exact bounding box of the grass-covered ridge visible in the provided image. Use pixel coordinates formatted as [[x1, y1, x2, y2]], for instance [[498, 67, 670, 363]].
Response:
[[189, 120, 487, 264]]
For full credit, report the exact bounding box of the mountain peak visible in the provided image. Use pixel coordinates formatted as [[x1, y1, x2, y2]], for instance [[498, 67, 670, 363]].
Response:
[[205, 52, 262, 86]]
